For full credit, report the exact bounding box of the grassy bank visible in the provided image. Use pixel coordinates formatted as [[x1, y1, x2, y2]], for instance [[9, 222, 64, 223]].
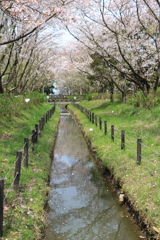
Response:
[[69, 100, 160, 239], [0, 102, 60, 240]]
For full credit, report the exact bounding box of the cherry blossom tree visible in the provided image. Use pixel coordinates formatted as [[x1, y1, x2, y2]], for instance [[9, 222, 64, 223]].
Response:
[[0, 23, 59, 94], [50, 41, 91, 95], [1, 0, 160, 98], [62, 0, 160, 100], [0, 0, 69, 45], [0, 0, 76, 93]]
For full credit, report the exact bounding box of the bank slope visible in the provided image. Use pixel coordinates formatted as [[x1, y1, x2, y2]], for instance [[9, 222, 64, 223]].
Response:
[[68, 100, 160, 240], [0, 103, 60, 240]]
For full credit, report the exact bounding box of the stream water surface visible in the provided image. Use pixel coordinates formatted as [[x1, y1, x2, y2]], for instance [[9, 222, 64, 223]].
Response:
[[45, 107, 145, 240]]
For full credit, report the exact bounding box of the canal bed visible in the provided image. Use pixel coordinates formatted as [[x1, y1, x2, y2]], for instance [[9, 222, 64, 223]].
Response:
[[45, 107, 145, 240]]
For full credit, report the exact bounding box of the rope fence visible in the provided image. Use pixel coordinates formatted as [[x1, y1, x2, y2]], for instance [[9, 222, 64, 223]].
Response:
[[0, 104, 56, 237], [72, 103, 160, 169]]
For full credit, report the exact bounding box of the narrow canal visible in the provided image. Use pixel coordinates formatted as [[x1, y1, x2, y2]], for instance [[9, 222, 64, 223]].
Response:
[[45, 107, 145, 240]]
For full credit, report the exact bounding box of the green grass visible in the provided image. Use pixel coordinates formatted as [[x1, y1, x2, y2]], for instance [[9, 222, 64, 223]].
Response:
[[0, 102, 60, 240], [68, 100, 160, 238]]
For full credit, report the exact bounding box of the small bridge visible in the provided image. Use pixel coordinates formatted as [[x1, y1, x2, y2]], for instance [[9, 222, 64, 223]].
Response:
[[48, 95, 81, 103]]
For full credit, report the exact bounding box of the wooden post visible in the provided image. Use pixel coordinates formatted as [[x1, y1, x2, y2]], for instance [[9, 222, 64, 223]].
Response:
[[95, 115, 97, 127], [43, 115, 46, 126], [45, 112, 48, 123], [87, 110, 90, 119], [41, 117, 44, 130], [137, 139, 142, 165], [0, 178, 4, 237], [84, 108, 87, 117], [89, 111, 92, 121], [32, 129, 35, 151], [35, 124, 38, 143], [99, 117, 102, 130], [92, 113, 94, 124], [111, 125, 114, 141], [121, 130, 125, 149], [39, 120, 42, 136], [24, 138, 28, 167], [86, 109, 88, 118], [40, 118, 43, 131], [104, 121, 107, 134], [14, 151, 22, 190]]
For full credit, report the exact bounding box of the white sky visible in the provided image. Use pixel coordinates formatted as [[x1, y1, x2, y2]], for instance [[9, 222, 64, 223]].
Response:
[[56, 30, 76, 45]]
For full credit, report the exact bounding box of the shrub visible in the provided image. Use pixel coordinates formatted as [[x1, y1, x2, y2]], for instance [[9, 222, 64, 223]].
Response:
[[87, 94, 92, 101], [128, 91, 160, 108], [0, 92, 46, 117]]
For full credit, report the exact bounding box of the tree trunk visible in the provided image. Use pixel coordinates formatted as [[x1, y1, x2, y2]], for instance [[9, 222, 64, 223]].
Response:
[[109, 80, 114, 102], [122, 91, 126, 103], [153, 62, 160, 95], [80, 86, 82, 95], [110, 92, 114, 102]]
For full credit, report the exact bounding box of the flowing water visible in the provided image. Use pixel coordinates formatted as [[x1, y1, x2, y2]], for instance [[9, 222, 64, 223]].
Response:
[[45, 107, 145, 240]]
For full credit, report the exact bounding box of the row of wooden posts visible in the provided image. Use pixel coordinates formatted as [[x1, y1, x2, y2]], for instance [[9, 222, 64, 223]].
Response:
[[0, 104, 56, 237], [72, 103, 142, 165]]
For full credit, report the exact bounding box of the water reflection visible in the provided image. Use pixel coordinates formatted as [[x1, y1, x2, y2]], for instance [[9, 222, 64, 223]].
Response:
[[45, 108, 144, 240]]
